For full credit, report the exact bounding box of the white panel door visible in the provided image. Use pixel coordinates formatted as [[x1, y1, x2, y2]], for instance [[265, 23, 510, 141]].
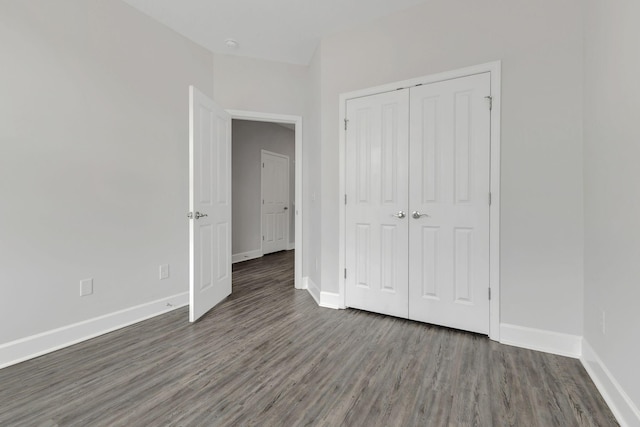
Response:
[[261, 150, 289, 254], [408, 73, 491, 334], [189, 86, 232, 323], [345, 89, 410, 318]]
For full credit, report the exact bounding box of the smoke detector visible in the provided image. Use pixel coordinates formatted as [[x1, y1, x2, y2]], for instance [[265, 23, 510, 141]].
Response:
[[225, 39, 239, 49]]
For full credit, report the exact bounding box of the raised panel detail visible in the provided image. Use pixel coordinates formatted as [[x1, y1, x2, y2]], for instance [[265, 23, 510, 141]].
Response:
[[454, 92, 472, 203], [199, 108, 214, 205], [356, 224, 370, 289], [454, 228, 473, 303], [421, 226, 439, 299], [264, 213, 275, 242], [217, 222, 229, 280], [356, 109, 371, 204], [276, 212, 286, 241], [200, 224, 213, 291], [216, 116, 228, 205], [276, 167, 286, 203], [381, 104, 398, 204], [421, 97, 439, 203], [380, 225, 397, 292]]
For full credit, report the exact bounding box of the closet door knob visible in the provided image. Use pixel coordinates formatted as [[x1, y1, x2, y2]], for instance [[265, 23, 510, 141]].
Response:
[[412, 211, 429, 219], [391, 211, 406, 219]]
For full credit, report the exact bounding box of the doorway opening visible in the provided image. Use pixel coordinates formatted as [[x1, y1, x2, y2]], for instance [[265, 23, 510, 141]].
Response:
[[229, 111, 303, 290]]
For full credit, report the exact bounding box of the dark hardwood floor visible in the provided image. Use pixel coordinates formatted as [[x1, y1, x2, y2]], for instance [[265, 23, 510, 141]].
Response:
[[0, 251, 617, 426]]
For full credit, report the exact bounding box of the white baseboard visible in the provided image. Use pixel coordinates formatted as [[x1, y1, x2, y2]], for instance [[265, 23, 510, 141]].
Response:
[[320, 291, 340, 309], [499, 323, 582, 358], [232, 249, 263, 264], [301, 277, 340, 310], [0, 292, 188, 370], [287, 242, 295, 251], [581, 339, 640, 427], [304, 276, 320, 305]]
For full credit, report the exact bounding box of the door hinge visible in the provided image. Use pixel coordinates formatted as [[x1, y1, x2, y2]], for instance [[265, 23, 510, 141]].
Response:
[[262, 162, 265, 168], [488, 287, 492, 300], [344, 194, 347, 205], [262, 235, 264, 241], [489, 192, 492, 206], [344, 268, 347, 279], [344, 118, 349, 131], [485, 96, 493, 111]]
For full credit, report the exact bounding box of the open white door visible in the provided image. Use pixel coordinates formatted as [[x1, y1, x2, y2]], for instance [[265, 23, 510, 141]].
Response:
[[261, 150, 290, 255], [189, 86, 232, 323]]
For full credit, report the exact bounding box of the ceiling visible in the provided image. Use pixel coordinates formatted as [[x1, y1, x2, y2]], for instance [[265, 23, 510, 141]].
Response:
[[120, 0, 429, 65]]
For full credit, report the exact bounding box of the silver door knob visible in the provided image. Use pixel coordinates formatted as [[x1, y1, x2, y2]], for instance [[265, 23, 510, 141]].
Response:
[[194, 211, 208, 219], [391, 211, 406, 219], [412, 211, 429, 219]]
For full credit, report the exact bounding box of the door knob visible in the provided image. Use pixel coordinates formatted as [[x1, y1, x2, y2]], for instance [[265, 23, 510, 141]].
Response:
[[188, 211, 208, 219], [412, 211, 429, 219], [391, 211, 406, 219]]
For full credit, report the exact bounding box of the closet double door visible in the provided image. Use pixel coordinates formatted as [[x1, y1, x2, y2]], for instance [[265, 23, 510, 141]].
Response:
[[345, 73, 491, 334]]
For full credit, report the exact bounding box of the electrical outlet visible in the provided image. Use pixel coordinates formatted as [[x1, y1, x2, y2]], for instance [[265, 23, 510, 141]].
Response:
[[601, 310, 606, 335], [80, 278, 93, 297], [159, 264, 170, 280]]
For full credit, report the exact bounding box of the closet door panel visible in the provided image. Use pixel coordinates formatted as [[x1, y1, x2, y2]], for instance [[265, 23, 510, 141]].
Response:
[[408, 73, 491, 334], [345, 89, 410, 318]]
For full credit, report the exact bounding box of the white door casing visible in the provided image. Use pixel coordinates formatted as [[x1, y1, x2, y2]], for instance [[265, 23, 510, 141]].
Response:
[[189, 86, 232, 323], [344, 89, 410, 318], [408, 73, 491, 334], [261, 150, 290, 255]]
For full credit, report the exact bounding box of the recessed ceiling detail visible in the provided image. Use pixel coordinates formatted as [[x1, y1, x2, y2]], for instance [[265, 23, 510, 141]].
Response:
[[120, 0, 429, 65]]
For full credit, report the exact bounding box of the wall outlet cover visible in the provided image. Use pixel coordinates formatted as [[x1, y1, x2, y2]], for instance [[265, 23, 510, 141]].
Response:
[[80, 278, 93, 297], [159, 264, 170, 280]]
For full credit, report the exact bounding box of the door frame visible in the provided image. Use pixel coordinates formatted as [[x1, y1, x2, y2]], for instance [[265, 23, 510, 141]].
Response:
[[337, 61, 502, 341], [260, 149, 291, 255], [228, 110, 303, 290]]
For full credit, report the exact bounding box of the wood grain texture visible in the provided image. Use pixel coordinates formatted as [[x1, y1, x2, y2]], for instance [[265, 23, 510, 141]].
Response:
[[0, 251, 618, 426]]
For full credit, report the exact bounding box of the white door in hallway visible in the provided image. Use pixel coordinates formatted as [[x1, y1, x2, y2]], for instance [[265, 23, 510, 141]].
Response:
[[188, 86, 232, 323], [344, 89, 410, 318], [261, 150, 290, 254], [408, 73, 491, 334]]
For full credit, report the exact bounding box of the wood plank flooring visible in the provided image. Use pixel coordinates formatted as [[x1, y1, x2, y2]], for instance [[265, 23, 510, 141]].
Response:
[[0, 251, 618, 426]]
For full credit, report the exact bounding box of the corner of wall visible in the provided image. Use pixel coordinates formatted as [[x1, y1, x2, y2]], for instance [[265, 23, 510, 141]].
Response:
[[500, 323, 582, 358], [581, 339, 640, 427]]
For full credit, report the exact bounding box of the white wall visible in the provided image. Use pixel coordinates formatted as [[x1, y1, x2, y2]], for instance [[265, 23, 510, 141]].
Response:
[[317, 0, 585, 335], [0, 0, 214, 345], [232, 120, 295, 255], [212, 54, 308, 116], [583, 0, 640, 416], [305, 47, 324, 288]]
